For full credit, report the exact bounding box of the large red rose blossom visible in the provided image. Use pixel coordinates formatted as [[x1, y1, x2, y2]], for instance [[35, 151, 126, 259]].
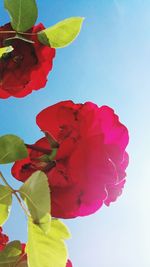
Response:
[[12, 101, 129, 218], [0, 23, 55, 98], [0, 227, 9, 251]]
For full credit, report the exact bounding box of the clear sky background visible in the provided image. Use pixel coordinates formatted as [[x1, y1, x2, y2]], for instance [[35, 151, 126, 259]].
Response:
[[0, 0, 150, 266]]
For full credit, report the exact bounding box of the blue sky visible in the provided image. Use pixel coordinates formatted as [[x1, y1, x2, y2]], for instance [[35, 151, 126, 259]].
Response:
[[0, 0, 150, 266]]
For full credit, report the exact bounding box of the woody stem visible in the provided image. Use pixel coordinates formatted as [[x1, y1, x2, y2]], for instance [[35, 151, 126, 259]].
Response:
[[0, 172, 30, 217], [0, 31, 37, 36], [0, 171, 13, 189], [13, 191, 30, 217], [25, 144, 51, 154]]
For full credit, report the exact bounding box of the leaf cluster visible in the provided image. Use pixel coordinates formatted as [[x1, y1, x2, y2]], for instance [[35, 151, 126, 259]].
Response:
[[0, 0, 84, 57], [0, 135, 71, 267]]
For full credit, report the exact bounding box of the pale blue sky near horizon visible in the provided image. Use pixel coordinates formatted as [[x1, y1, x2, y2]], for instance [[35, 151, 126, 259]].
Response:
[[0, 1, 150, 266]]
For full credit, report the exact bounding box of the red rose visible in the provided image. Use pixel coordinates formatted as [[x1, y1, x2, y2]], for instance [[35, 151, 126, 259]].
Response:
[[0, 227, 9, 251], [66, 260, 73, 267], [0, 23, 55, 98], [12, 101, 129, 218]]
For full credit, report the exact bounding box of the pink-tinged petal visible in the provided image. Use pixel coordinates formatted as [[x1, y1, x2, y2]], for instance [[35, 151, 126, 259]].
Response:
[[104, 179, 126, 206], [99, 106, 129, 151], [66, 260, 73, 267]]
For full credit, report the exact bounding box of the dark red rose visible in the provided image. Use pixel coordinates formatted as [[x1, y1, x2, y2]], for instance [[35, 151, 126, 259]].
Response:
[[12, 101, 129, 218], [0, 23, 55, 98], [0, 227, 9, 251]]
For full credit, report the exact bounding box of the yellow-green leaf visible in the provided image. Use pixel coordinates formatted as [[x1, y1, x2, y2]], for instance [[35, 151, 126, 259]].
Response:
[[19, 171, 51, 233], [0, 46, 13, 58], [37, 213, 51, 234], [0, 185, 12, 226], [50, 219, 71, 240], [27, 219, 70, 267], [38, 17, 84, 48]]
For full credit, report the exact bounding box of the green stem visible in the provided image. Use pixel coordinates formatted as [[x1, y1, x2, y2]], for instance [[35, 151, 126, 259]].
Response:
[[18, 31, 37, 36], [13, 191, 30, 217], [0, 171, 30, 217], [0, 30, 16, 34], [0, 30, 37, 36], [0, 171, 13, 189], [44, 131, 59, 149], [25, 143, 51, 154]]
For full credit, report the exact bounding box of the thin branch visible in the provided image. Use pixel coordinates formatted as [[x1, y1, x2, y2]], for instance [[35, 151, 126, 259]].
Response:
[[0, 171, 30, 217], [25, 143, 51, 154], [18, 31, 37, 36], [13, 191, 30, 218], [0, 30, 37, 36], [0, 171, 13, 190], [0, 30, 16, 34]]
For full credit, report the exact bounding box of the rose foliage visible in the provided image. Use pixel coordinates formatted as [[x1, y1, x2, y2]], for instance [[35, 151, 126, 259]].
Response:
[[0, 170, 72, 267], [0, 229, 72, 267], [12, 100, 129, 219]]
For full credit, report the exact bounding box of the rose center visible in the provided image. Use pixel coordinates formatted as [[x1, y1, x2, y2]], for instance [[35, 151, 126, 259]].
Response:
[[13, 55, 24, 64]]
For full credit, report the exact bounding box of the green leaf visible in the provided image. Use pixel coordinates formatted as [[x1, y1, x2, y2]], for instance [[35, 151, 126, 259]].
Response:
[[0, 135, 28, 164], [0, 241, 22, 265], [4, 0, 38, 32], [0, 185, 12, 226], [27, 219, 70, 267], [0, 46, 13, 58], [38, 17, 84, 48], [19, 171, 51, 233]]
